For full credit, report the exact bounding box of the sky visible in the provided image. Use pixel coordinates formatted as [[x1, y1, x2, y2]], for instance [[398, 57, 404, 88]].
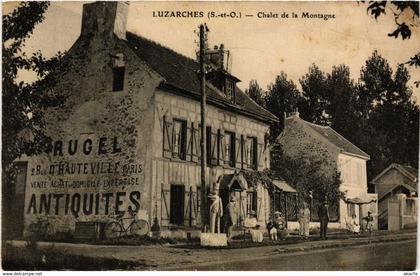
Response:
[[3, 1, 420, 102]]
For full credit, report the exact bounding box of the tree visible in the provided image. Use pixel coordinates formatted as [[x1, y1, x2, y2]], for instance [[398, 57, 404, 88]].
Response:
[[265, 72, 301, 139], [362, 1, 420, 86], [2, 3, 66, 239], [325, 65, 359, 141], [357, 52, 419, 178], [298, 64, 329, 125], [2, 2, 65, 176], [270, 144, 342, 205], [245, 79, 265, 108]]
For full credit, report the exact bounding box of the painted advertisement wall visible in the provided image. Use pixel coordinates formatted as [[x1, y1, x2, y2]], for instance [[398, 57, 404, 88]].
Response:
[[23, 27, 163, 235]]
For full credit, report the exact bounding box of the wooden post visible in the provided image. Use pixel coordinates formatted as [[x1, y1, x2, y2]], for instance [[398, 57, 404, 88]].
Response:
[[199, 24, 208, 231], [284, 192, 288, 228], [189, 186, 193, 227]]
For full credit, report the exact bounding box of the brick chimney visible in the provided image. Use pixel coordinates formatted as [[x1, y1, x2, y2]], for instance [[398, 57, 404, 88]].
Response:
[[81, 1, 129, 40]]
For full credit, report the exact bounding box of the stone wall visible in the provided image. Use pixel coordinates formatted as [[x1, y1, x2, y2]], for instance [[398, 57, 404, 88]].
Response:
[[22, 25, 163, 235]]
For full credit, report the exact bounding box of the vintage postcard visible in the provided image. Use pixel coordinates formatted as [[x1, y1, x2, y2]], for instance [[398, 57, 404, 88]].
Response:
[[1, 0, 419, 272]]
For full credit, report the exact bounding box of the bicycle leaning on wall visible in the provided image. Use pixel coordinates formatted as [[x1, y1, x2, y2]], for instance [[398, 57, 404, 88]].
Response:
[[104, 207, 150, 239]]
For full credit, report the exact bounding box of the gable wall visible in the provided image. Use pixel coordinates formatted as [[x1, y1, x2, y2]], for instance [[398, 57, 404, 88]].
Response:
[[375, 168, 415, 198], [22, 35, 163, 235]]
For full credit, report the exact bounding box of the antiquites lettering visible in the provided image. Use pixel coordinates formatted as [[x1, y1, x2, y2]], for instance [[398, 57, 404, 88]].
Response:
[[26, 191, 141, 216]]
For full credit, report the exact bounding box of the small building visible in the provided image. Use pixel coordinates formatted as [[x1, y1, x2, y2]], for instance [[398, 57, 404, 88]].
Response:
[[276, 112, 377, 230], [371, 163, 418, 230], [6, 2, 279, 239]]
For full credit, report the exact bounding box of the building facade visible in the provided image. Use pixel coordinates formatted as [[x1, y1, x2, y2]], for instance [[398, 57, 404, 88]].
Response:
[[371, 163, 418, 230], [276, 113, 377, 230], [11, 2, 278, 238]]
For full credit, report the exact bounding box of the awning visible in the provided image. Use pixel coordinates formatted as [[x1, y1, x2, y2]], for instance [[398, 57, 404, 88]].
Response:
[[344, 193, 376, 205], [272, 180, 297, 193], [217, 172, 248, 191]]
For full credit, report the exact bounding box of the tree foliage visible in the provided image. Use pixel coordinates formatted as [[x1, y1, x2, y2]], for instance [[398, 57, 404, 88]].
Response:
[[2, 2, 66, 174], [270, 144, 342, 203], [247, 51, 418, 185], [245, 79, 265, 108], [298, 65, 329, 125], [357, 52, 419, 178], [362, 1, 420, 86], [265, 72, 301, 139]]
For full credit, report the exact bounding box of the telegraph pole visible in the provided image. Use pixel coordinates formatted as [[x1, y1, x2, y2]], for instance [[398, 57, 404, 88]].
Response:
[[199, 24, 207, 231]]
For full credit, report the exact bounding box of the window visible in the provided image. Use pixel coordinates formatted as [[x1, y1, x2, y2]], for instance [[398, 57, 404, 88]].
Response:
[[247, 137, 258, 169], [247, 191, 257, 216], [112, 66, 125, 91], [173, 119, 187, 160], [347, 203, 356, 217], [225, 131, 235, 167], [225, 79, 235, 101]]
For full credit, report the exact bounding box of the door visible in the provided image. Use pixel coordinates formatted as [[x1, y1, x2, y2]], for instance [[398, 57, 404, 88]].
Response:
[[5, 162, 28, 238], [170, 185, 185, 225]]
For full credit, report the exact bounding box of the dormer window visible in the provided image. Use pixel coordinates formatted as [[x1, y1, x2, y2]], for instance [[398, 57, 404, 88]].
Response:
[[203, 44, 240, 103], [225, 79, 235, 102]]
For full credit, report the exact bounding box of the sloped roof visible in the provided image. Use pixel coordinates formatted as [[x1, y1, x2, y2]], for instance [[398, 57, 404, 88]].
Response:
[[125, 32, 278, 123], [371, 163, 418, 186], [287, 116, 370, 159], [397, 164, 418, 179], [272, 179, 297, 193], [378, 183, 417, 201]]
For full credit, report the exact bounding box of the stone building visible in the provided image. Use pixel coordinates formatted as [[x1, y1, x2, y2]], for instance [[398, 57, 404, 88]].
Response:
[[276, 113, 377, 230], [371, 163, 418, 230], [10, 2, 278, 238]]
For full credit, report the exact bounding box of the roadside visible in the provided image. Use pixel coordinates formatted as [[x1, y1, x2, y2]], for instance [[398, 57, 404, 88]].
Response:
[[2, 229, 416, 270]]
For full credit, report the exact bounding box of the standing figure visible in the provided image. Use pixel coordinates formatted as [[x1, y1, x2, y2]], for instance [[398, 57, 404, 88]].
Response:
[[225, 196, 237, 239], [267, 220, 278, 241], [362, 211, 374, 235], [209, 191, 223, 233], [299, 201, 311, 239], [318, 199, 330, 240]]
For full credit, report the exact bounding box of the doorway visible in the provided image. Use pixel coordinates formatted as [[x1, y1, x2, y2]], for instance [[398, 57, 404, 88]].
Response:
[[170, 184, 185, 225], [4, 162, 28, 239]]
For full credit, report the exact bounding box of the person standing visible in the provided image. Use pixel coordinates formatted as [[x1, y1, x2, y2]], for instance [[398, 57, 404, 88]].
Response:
[[209, 191, 223, 233], [318, 199, 330, 240], [225, 196, 237, 239], [299, 201, 311, 239]]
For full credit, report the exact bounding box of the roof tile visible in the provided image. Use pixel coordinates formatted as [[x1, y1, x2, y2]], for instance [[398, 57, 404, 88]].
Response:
[[125, 32, 278, 122]]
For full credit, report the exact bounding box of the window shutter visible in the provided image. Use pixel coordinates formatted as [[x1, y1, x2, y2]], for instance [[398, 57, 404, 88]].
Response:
[[241, 135, 245, 169], [244, 138, 250, 168], [235, 136, 242, 168], [186, 122, 192, 161], [257, 142, 264, 169], [161, 187, 170, 226], [191, 123, 200, 163], [210, 130, 218, 166], [162, 116, 173, 158], [219, 130, 225, 166]]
